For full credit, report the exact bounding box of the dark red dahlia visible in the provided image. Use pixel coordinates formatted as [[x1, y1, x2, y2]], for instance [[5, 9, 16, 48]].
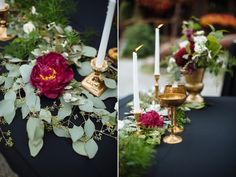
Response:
[[139, 110, 164, 128], [30, 52, 74, 99], [174, 48, 189, 67]]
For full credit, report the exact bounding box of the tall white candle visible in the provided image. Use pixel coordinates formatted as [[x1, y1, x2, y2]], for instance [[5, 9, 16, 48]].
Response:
[[0, 0, 5, 10], [96, 0, 116, 68], [133, 52, 140, 112], [154, 27, 160, 75]]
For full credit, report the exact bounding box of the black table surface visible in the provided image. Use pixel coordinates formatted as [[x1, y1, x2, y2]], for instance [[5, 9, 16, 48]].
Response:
[[119, 95, 236, 177]]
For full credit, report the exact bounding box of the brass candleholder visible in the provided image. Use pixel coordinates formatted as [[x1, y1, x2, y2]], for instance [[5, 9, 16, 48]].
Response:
[[159, 93, 186, 144], [164, 84, 186, 133], [154, 74, 160, 100], [81, 58, 108, 97], [0, 4, 14, 41]]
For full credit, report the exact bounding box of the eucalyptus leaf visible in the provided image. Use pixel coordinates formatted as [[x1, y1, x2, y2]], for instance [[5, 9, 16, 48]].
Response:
[[3, 109, 16, 124], [4, 90, 16, 101], [85, 138, 98, 159], [22, 103, 30, 119], [104, 78, 117, 89], [99, 89, 117, 100], [82, 46, 97, 57], [28, 139, 43, 157], [84, 119, 95, 139], [4, 77, 14, 89], [26, 118, 44, 141], [0, 76, 5, 85], [72, 141, 87, 157], [39, 109, 52, 123], [69, 125, 84, 142], [26, 93, 40, 113], [19, 64, 33, 83], [79, 99, 93, 112], [8, 69, 20, 78], [92, 97, 106, 109], [0, 100, 15, 117], [9, 58, 23, 63], [58, 102, 72, 120], [77, 61, 93, 76], [53, 126, 70, 138]]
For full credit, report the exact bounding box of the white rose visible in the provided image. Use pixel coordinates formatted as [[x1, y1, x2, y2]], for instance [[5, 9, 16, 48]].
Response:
[[31, 6, 37, 15], [193, 36, 208, 53], [23, 21, 36, 34]]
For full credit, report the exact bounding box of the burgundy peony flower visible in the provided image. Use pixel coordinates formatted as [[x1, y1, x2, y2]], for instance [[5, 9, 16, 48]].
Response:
[[30, 52, 74, 99], [174, 48, 188, 67], [139, 110, 164, 128]]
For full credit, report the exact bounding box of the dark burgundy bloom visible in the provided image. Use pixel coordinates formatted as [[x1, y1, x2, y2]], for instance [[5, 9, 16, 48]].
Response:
[[174, 48, 189, 67], [139, 110, 164, 128], [30, 52, 74, 99], [184, 29, 193, 42]]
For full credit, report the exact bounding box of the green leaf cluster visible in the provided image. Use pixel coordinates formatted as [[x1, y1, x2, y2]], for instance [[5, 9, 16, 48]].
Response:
[[119, 134, 155, 177]]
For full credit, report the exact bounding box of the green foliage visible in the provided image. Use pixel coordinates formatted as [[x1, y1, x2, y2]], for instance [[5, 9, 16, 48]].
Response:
[[122, 23, 155, 58], [3, 32, 41, 59], [119, 134, 156, 177], [176, 108, 190, 128], [30, 0, 76, 25]]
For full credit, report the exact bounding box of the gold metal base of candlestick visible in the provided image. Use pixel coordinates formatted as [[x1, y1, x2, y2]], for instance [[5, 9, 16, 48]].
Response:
[[168, 126, 184, 133], [154, 74, 160, 101], [0, 4, 14, 41], [163, 134, 182, 144], [81, 58, 108, 97]]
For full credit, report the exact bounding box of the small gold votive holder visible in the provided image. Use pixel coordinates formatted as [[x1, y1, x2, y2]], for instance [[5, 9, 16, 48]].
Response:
[[154, 74, 160, 101], [81, 58, 108, 97], [0, 4, 14, 41]]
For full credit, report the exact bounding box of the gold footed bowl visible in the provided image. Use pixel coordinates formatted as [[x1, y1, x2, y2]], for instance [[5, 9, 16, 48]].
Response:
[[163, 134, 182, 144], [159, 93, 186, 144], [184, 68, 205, 104]]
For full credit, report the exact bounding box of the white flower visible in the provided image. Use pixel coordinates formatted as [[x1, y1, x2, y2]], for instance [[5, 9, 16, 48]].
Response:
[[63, 93, 72, 102], [71, 97, 78, 102], [23, 21, 36, 34], [118, 120, 125, 130], [31, 6, 37, 15], [179, 40, 189, 48], [195, 30, 205, 36], [193, 35, 208, 54]]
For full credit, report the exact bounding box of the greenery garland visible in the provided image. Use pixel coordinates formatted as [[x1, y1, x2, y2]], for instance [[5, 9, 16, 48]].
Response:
[[0, 0, 117, 158], [119, 90, 190, 177]]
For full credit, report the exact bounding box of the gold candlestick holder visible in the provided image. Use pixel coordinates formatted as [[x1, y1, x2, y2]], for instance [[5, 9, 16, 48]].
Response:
[[81, 58, 108, 97], [159, 92, 186, 144], [154, 74, 160, 100], [0, 4, 14, 41]]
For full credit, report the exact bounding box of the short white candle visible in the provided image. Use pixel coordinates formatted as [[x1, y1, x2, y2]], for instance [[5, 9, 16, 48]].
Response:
[[96, 0, 116, 68], [154, 27, 160, 75], [0, 0, 5, 10], [133, 52, 140, 112]]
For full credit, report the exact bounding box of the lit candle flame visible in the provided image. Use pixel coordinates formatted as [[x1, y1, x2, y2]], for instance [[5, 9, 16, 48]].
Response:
[[158, 24, 164, 29], [135, 44, 144, 52]]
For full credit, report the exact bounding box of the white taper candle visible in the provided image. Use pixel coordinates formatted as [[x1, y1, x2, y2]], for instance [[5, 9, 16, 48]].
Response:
[[154, 27, 160, 75], [96, 0, 116, 68], [0, 0, 5, 10], [133, 52, 140, 112]]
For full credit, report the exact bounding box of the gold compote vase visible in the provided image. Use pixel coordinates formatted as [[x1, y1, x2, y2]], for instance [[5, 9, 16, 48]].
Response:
[[183, 68, 205, 104]]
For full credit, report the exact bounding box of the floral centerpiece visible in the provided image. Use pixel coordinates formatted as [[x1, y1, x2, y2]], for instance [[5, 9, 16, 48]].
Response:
[[167, 19, 233, 103], [170, 19, 225, 75], [0, 0, 117, 159]]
